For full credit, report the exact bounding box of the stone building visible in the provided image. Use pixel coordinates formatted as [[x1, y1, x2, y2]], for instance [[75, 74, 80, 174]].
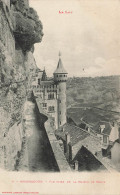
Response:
[[33, 52, 68, 129], [92, 121, 119, 149]]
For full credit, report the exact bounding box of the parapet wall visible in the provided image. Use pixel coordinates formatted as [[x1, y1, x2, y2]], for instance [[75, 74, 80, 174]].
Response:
[[34, 95, 71, 172], [44, 119, 71, 171]]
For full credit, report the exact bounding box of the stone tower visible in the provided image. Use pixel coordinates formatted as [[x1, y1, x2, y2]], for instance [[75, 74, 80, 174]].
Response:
[[54, 52, 68, 128]]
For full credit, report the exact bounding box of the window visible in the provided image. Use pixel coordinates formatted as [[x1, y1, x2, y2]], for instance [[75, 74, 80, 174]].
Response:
[[59, 111, 61, 115], [103, 135, 107, 143], [48, 93, 54, 99], [48, 106, 55, 112], [60, 121, 61, 125], [6, 6, 9, 13], [43, 103, 47, 107], [38, 79, 40, 84]]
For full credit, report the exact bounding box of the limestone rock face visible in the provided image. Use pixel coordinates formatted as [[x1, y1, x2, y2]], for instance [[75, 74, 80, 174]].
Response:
[[11, 0, 43, 51], [0, 0, 43, 170]]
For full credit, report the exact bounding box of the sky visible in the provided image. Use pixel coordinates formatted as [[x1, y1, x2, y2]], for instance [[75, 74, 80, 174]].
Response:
[[29, 0, 120, 77]]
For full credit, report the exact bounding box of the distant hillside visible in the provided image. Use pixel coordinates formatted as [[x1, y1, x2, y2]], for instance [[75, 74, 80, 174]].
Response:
[[66, 75, 120, 125]]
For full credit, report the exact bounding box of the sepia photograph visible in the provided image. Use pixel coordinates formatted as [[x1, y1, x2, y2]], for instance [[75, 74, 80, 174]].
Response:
[[0, 0, 120, 194]]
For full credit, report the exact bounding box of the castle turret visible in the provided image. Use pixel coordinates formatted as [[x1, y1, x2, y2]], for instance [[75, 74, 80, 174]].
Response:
[[54, 52, 68, 128], [41, 68, 47, 81]]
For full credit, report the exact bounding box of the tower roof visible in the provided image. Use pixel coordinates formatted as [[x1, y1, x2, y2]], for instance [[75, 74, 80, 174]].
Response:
[[54, 52, 67, 74]]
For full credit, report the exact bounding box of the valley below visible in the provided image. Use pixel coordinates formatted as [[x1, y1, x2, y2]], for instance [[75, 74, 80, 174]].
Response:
[[66, 75, 120, 126]]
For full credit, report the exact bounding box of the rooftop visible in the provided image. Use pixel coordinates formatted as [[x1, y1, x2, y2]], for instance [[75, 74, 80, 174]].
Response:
[[55, 123, 102, 160], [93, 121, 112, 135], [55, 123, 90, 146], [54, 53, 67, 74]]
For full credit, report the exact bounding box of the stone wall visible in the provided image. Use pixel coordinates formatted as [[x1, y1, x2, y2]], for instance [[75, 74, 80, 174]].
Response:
[[4, 122, 24, 170], [34, 96, 71, 172], [0, 0, 43, 170]]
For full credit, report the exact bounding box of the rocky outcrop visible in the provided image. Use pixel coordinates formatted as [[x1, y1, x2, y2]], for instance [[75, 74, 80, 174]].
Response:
[[11, 0, 43, 51], [0, 0, 43, 170]]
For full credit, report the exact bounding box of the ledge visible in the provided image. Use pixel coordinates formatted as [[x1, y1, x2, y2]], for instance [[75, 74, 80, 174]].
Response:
[[44, 119, 71, 172]]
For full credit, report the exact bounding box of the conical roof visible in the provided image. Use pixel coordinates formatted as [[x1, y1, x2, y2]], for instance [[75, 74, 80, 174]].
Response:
[[54, 53, 67, 74]]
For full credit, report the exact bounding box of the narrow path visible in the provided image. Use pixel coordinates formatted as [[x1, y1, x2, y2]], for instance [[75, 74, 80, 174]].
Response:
[[24, 101, 56, 172]]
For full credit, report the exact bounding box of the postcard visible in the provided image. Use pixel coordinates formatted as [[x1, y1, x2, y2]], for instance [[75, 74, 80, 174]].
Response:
[[0, 0, 120, 194]]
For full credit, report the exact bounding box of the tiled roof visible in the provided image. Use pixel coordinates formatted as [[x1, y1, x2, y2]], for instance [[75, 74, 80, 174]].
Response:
[[54, 58, 67, 74], [55, 123, 90, 146], [55, 123, 102, 160], [93, 121, 112, 135], [72, 146, 105, 171]]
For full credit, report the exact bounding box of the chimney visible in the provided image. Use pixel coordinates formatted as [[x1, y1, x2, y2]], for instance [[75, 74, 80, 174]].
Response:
[[64, 133, 72, 162], [74, 160, 79, 171], [88, 127, 90, 132], [65, 133, 70, 144], [100, 125, 105, 133]]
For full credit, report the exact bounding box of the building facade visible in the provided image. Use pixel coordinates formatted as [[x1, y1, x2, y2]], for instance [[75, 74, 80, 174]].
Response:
[[33, 53, 68, 129]]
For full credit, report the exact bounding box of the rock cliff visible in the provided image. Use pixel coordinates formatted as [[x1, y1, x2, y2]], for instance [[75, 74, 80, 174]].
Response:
[[0, 0, 43, 170]]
